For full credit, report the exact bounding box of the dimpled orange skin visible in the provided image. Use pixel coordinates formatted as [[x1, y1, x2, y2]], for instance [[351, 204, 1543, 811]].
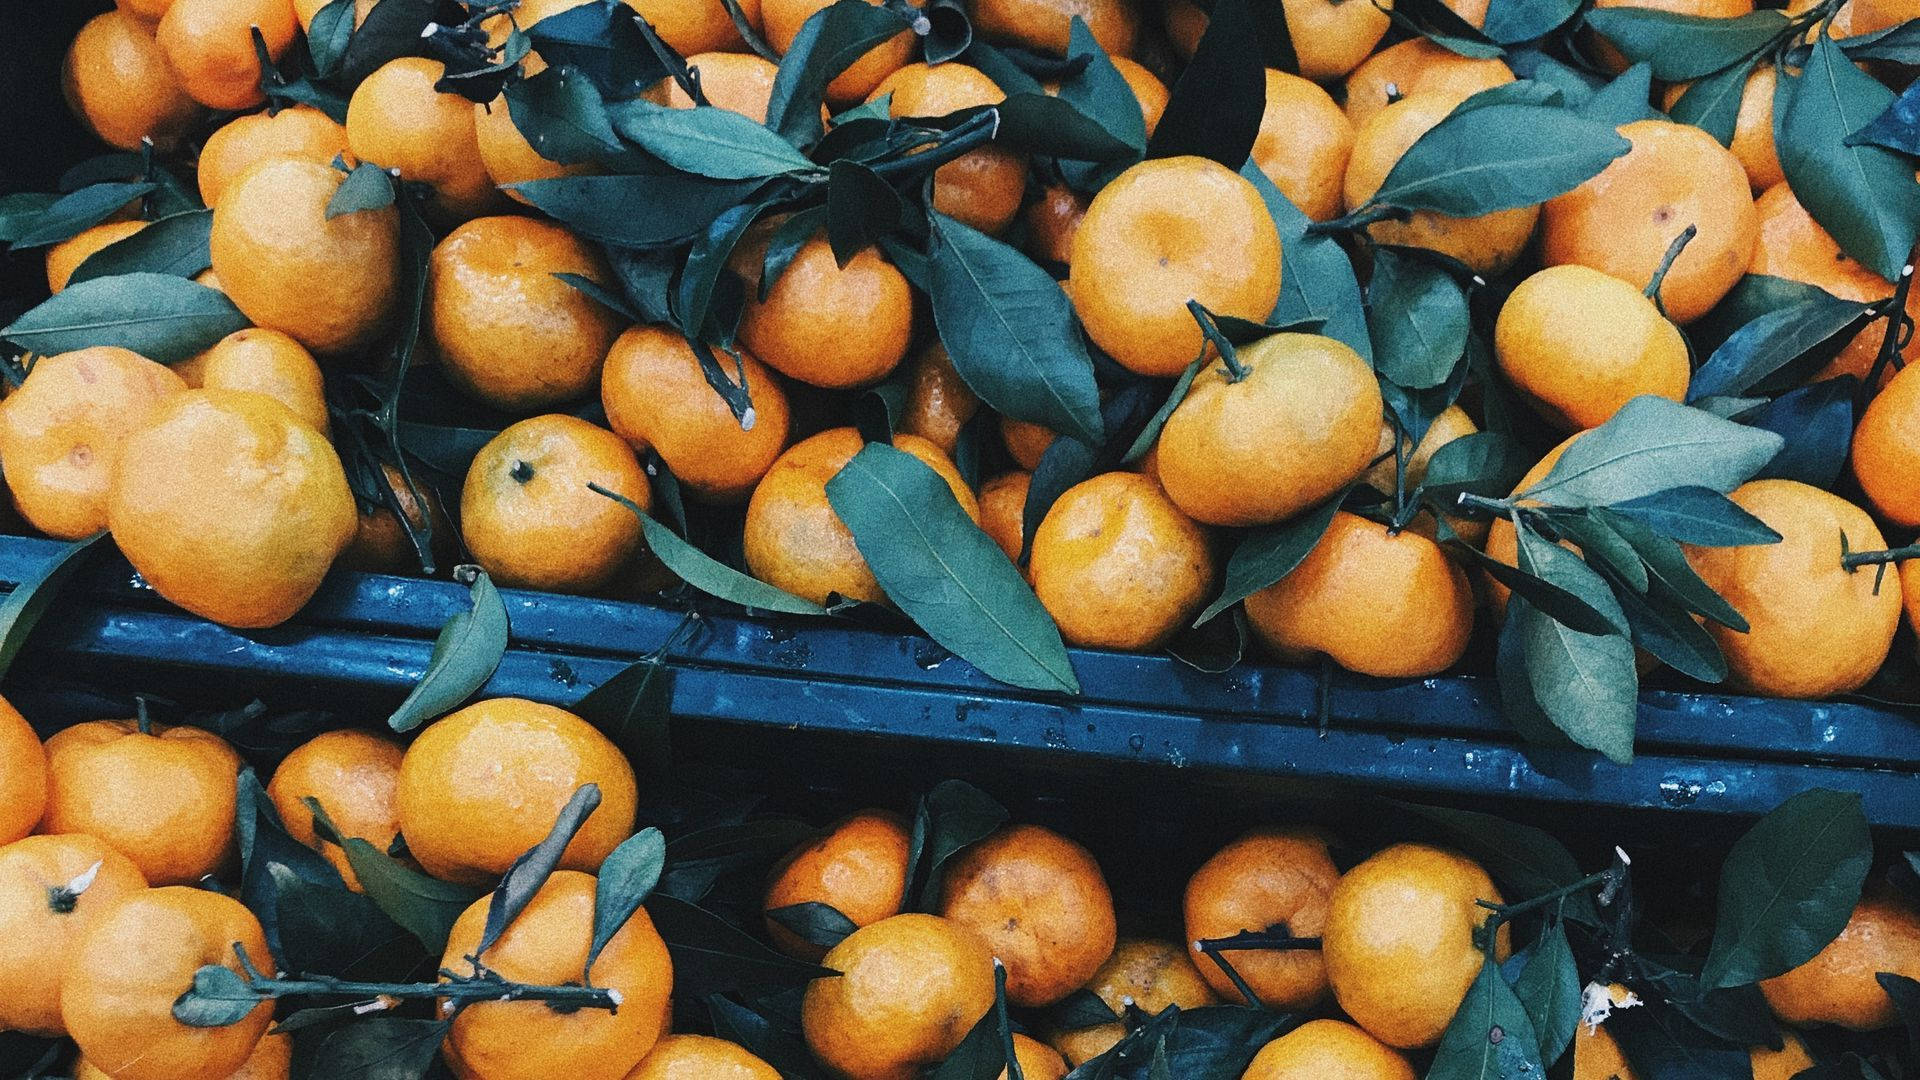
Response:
[[1001, 1035, 1068, 1080], [78, 1032, 292, 1080], [744, 429, 979, 607], [1158, 333, 1383, 528], [1760, 890, 1920, 1030], [666, 52, 783, 120], [938, 825, 1118, 1008], [764, 810, 910, 961], [46, 220, 150, 293], [347, 57, 502, 221], [871, 63, 1027, 235], [626, 0, 760, 55], [627, 1035, 781, 1080], [764, 0, 913, 106], [0, 347, 185, 540], [61, 887, 273, 1080], [197, 106, 351, 209], [900, 344, 980, 455], [1252, 71, 1354, 223], [190, 328, 331, 435], [802, 913, 997, 1080], [1323, 844, 1511, 1050], [1283, 0, 1393, 80], [1030, 472, 1216, 651], [266, 729, 405, 892], [1244, 512, 1475, 678], [156, 0, 295, 109], [397, 699, 638, 887], [1852, 362, 1920, 527], [734, 236, 914, 389], [602, 326, 790, 502], [1686, 480, 1902, 698], [428, 215, 623, 412], [1027, 184, 1090, 266], [1070, 157, 1283, 377], [441, 871, 673, 1080], [1660, 66, 1781, 192], [1345, 92, 1539, 275], [1243, 1019, 1418, 1080], [42, 719, 242, 885], [970, 0, 1136, 55], [977, 472, 1033, 576], [293, 0, 376, 29], [460, 415, 649, 593], [1050, 939, 1218, 1066], [64, 11, 201, 151], [0, 699, 45, 845], [1343, 40, 1513, 132], [116, 0, 178, 24], [1750, 181, 1913, 386], [107, 389, 357, 628], [209, 157, 400, 356], [0, 835, 147, 1036], [1543, 120, 1758, 325], [1495, 265, 1690, 431], [1183, 829, 1339, 1011], [1002, 417, 1058, 471]]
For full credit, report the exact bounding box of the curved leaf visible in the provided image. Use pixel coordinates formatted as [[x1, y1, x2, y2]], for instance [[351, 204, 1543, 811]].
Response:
[[1146, 0, 1263, 168], [1524, 397, 1785, 507], [0, 533, 106, 685], [68, 209, 212, 285], [387, 569, 507, 734], [593, 484, 827, 615], [1367, 246, 1469, 390], [1373, 103, 1631, 217], [1196, 489, 1347, 625], [2, 273, 247, 364], [8, 182, 156, 250], [1689, 292, 1873, 400], [509, 174, 764, 247], [613, 102, 817, 179], [1584, 7, 1786, 81], [590, 829, 667, 971]]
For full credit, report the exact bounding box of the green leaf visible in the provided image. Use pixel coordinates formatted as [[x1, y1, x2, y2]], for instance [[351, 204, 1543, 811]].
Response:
[[588, 828, 666, 972], [1514, 918, 1582, 1065], [1453, 533, 1620, 635], [592, 485, 827, 614], [1601, 509, 1750, 631], [1747, 376, 1856, 488], [1701, 788, 1872, 990], [68, 209, 212, 285], [1146, 0, 1264, 169], [1689, 292, 1872, 399], [503, 66, 624, 166], [927, 212, 1103, 447], [1577, 62, 1660, 125], [1523, 396, 1785, 507], [7, 182, 156, 249], [337, 0, 436, 83], [1541, 508, 1648, 593], [1777, 35, 1920, 281], [1670, 58, 1757, 146], [613, 101, 817, 179], [1614, 581, 1729, 683], [1482, 0, 1582, 46], [1388, 801, 1597, 922], [826, 160, 904, 264], [289, 1017, 451, 1080], [171, 965, 260, 1028], [1516, 521, 1629, 635], [0, 533, 106, 685], [828, 444, 1080, 693], [336, 837, 482, 954], [1848, 79, 1920, 156], [524, 0, 670, 101], [1606, 487, 1781, 546], [1372, 104, 1631, 217], [325, 162, 395, 220], [1243, 162, 1372, 361], [1427, 955, 1546, 1080], [765, 0, 913, 145], [2, 273, 247, 364], [267, 863, 414, 981], [1879, 973, 1920, 1063], [766, 902, 860, 950], [906, 779, 1009, 913], [305, 0, 356, 77], [650, 894, 837, 1000], [1692, 274, 1839, 356], [1056, 16, 1147, 154], [1368, 247, 1469, 390], [1195, 488, 1347, 625], [991, 94, 1143, 162], [928, 958, 1011, 1080], [1510, 556, 1638, 763], [509, 173, 765, 247], [0, 192, 59, 243], [1420, 430, 1533, 508], [1584, 8, 1787, 81], [479, 784, 603, 956], [387, 569, 508, 733], [1122, 358, 1202, 465]]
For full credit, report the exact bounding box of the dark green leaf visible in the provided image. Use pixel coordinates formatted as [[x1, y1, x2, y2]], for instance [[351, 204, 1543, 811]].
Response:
[[1390, 0, 1507, 58], [0, 533, 106, 685], [765, 0, 913, 145], [503, 67, 624, 166], [658, 817, 820, 902], [1428, 956, 1547, 1080], [613, 101, 818, 179], [306, 0, 356, 77], [1541, 508, 1649, 593], [1606, 994, 1754, 1080], [1523, 396, 1785, 507], [1880, 973, 1920, 1063], [1049, 988, 1121, 1031], [1452, 534, 1620, 635], [1601, 510, 1750, 631], [1368, 246, 1469, 389], [677, 198, 770, 340], [1848, 78, 1920, 156], [171, 965, 260, 1028], [1746, 377, 1856, 488], [1146, 0, 1263, 168], [572, 654, 673, 783], [1689, 292, 1873, 400], [268, 863, 415, 981], [1514, 918, 1582, 1065], [1056, 16, 1147, 153], [1702, 788, 1872, 990], [1122, 358, 1202, 464], [338, 0, 436, 84], [1516, 520, 1630, 635], [992, 94, 1142, 162], [1195, 488, 1347, 624], [1670, 58, 1757, 146], [1614, 583, 1729, 683], [1691, 274, 1838, 356], [1585, 8, 1786, 81], [1373, 104, 1631, 216], [1420, 430, 1533, 508], [0, 193, 59, 243], [1496, 599, 1581, 752], [3, 273, 247, 363], [766, 902, 860, 950], [387, 569, 507, 733], [607, 244, 679, 323], [827, 160, 904, 265], [1167, 608, 1248, 674], [510, 173, 764, 247], [480, 784, 603, 956], [589, 828, 667, 972], [338, 835, 482, 953], [650, 894, 837, 999], [1243, 162, 1371, 360], [1020, 431, 1098, 559], [593, 485, 827, 614], [8, 182, 156, 249], [521, 0, 669, 101], [1511, 549, 1638, 763], [1389, 801, 1597, 922], [1482, 0, 1583, 46], [68, 209, 212, 285], [290, 1018, 451, 1080], [1577, 62, 1660, 124], [906, 779, 1009, 913], [930, 962, 1012, 1080], [554, 271, 640, 320], [1607, 487, 1781, 546], [326, 162, 396, 219]]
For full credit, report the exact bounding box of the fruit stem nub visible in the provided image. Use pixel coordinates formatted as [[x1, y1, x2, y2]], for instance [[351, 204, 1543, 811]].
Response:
[[1642, 224, 1697, 313]]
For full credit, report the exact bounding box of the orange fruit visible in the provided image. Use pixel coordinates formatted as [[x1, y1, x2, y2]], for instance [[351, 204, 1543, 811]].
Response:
[[108, 389, 357, 628], [870, 63, 1028, 234], [1030, 471, 1215, 650], [475, 94, 596, 202], [441, 870, 673, 1080], [0, 346, 185, 540], [900, 343, 981, 455], [970, 0, 1136, 55], [1685, 479, 1902, 698], [209, 157, 400, 356], [427, 215, 622, 412], [1345, 90, 1538, 275], [1283, 0, 1393, 80], [764, 809, 911, 961], [397, 698, 636, 887], [117, 0, 179, 24], [1751, 1033, 1818, 1080], [1050, 938, 1218, 1066], [64, 12, 201, 152], [346, 57, 500, 221], [1363, 407, 1490, 547], [1002, 1035, 1068, 1080], [337, 463, 453, 574], [156, 0, 296, 110], [1242, 1019, 1417, 1080], [1113, 57, 1169, 134], [745, 428, 979, 607], [626, 0, 761, 56], [42, 718, 242, 885], [763, 0, 913, 106], [1157, 333, 1382, 527], [1591, 0, 1754, 70], [0, 834, 148, 1036], [1850, 0, 1916, 33], [62, 887, 273, 1080], [1070, 156, 1283, 376], [78, 1033, 290, 1080], [1164, 0, 1207, 54], [1660, 65, 1781, 191], [185, 328, 330, 435], [1344, 39, 1513, 132], [1251, 70, 1354, 222], [938, 824, 1117, 1008], [1244, 511, 1475, 678], [1575, 989, 1818, 1080], [46, 220, 149, 293], [801, 913, 997, 1080], [1026, 184, 1089, 266], [665, 52, 783, 121], [1183, 829, 1339, 1011], [1495, 264, 1690, 431], [0, 698, 45, 845], [1760, 887, 1920, 1030], [293, 0, 375, 28], [603, 326, 792, 502], [1853, 361, 1920, 526], [460, 414, 649, 593], [197, 105, 352, 209], [1001, 416, 1058, 470], [265, 728, 405, 892], [1322, 843, 1511, 1050], [1543, 119, 1758, 324], [627, 1034, 781, 1080], [977, 471, 1032, 574], [733, 231, 913, 389]]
